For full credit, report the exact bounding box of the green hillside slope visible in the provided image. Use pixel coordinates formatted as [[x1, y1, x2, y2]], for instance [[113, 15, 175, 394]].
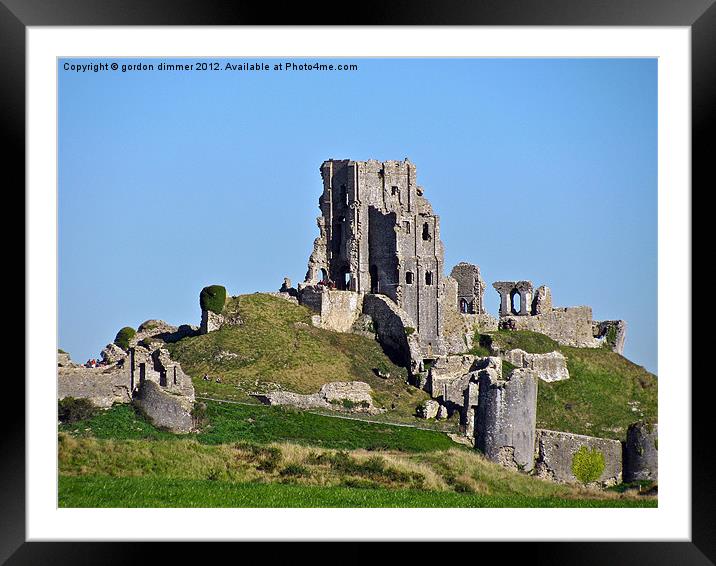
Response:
[[472, 330, 657, 440], [167, 294, 433, 423]]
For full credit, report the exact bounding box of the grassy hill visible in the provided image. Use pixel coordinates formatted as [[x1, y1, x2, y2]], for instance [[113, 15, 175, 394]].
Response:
[[472, 330, 658, 440], [167, 294, 436, 424]]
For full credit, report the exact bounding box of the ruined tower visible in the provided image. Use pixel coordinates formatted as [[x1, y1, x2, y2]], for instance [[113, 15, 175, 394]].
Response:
[[305, 158, 446, 352]]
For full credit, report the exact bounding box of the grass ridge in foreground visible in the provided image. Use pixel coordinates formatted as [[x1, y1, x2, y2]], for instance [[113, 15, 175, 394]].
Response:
[[59, 476, 657, 508]]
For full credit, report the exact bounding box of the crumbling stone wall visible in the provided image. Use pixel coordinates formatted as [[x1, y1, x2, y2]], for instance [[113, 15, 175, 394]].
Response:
[[534, 429, 622, 486], [492, 282, 627, 351], [624, 421, 658, 482], [303, 159, 447, 359], [500, 306, 598, 348], [450, 262, 486, 314], [475, 366, 539, 471], [200, 309, 224, 334], [298, 285, 363, 333], [58, 364, 133, 408], [253, 381, 381, 414], [593, 320, 627, 355], [362, 293, 424, 375], [502, 349, 570, 382]]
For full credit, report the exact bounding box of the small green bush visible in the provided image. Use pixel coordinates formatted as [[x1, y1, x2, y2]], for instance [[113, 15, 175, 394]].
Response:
[[571, 445, 605, 485], [58, 397, 99, 424], [200, 285, 227, 315], [404, 326, 415, 336], [114, 326, 136, 351]]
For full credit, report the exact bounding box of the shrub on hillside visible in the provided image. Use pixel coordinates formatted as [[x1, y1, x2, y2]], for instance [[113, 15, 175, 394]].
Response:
[[58, 397, 98, 424], [114, 326, 136, 351], [571, 445, 605, 485], [200, 285, 227, 315]]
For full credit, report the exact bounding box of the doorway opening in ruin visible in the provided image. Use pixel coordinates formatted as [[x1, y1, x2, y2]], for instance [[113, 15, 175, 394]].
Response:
[[139, 363, 146, 386], [320, 268, 328, 284], [337, 268, 351, 290], [510, 289, 522, 315], [370, 265, 379, 293]]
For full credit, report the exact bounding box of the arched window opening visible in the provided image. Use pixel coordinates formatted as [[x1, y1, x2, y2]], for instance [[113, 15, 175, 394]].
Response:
[[320, 268, 329, 284], [403, 221, 411, 234], [425, 271, 433, 286], [406, 271, 414, 284], [422, 222, 431, 241], [510, 289, 522, 315], [460, 298, 469, 313], [391, 185, 399, 196]]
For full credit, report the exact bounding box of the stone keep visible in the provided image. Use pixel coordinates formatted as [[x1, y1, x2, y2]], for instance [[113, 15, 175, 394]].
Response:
[[304, 159, 447, 357]]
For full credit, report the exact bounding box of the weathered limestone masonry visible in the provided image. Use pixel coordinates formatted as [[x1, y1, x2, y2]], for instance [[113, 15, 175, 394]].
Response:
[[299, 285, 364, 333], [475, 365, 539, 471], [534, 429, 623, 486], [57, 358, 133, 408], [493, 281, 627, 353], [624, 421, 658, 482], [362, 293, 424, 376], [253, 381, 382, 415], [303, 159, 448, 359], [451, 262, 486, 315], [58, 321, 196, 433], [502, 349, 570, 383], [426, 355, 496, 436]]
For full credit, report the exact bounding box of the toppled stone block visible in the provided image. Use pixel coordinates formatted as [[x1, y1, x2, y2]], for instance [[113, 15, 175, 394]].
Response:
[[133, 379, 194, 433], [254, 381, 380, 414], [320, 381, 372, 405], [476, 366, 538, 471], [624, 421, 658, 482], [502, 349, 569, 382], [437, 404, 448, 420], [417, 399, 440, 419], [534, 429, 622, 486]]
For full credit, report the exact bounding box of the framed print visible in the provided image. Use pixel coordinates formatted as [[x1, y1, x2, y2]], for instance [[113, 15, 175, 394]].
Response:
[[7, 0, 708, 562]]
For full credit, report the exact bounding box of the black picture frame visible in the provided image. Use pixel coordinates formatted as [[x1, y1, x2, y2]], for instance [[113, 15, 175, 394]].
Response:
[[6, 0, 706, 562]]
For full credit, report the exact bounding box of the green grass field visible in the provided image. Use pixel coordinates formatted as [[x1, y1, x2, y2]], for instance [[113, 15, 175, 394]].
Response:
[[59, 475, 656, 508], [60, 400, 457, 452]]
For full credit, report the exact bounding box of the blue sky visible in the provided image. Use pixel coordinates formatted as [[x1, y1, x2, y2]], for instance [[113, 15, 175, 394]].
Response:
[[58, 57, 657, 372]]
